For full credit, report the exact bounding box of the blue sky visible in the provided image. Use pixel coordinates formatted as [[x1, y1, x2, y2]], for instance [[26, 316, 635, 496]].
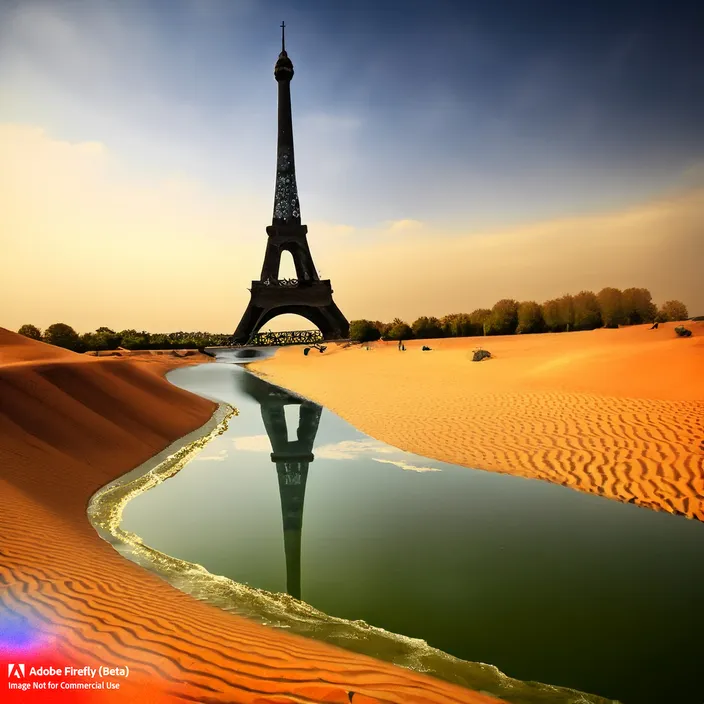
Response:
[[1, 0, 702, 330]]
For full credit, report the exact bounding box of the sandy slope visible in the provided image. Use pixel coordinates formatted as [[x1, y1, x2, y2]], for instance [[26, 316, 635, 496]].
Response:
[[250, 323, 704, 520], [0, 328, 500, 704]]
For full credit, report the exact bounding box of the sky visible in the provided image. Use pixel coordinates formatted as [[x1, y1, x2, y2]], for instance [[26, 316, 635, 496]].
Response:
[[1, 0, 702, 333]]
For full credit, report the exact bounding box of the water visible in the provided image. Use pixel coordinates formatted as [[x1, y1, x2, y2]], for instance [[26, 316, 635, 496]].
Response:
[[120, 362, 704, 704]]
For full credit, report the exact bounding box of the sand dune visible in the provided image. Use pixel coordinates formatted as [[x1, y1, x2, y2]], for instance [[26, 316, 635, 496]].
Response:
[[251, 322, 704, 521], [0, 329, 500, 703]]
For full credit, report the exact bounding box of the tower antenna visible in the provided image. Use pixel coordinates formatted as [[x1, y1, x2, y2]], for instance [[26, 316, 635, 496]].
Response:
[[280, 20, 286, 52]]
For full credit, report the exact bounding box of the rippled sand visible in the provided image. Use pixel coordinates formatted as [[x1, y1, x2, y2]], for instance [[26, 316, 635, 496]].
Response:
[[250, 322, 704, 520], [0, 328, 499, 704]]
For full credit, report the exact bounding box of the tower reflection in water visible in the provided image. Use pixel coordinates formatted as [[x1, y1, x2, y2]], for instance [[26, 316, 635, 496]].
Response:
[[236, 370, 322, 601]]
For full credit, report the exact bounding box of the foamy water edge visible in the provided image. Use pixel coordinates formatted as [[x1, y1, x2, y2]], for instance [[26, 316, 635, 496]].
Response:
[[87, 384, 619, 704]]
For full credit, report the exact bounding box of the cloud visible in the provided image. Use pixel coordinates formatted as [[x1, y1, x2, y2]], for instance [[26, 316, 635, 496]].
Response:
[[227, 436, 440, 471], [372, 458, 441, 473], [385, 219, 424, 233], [2, 122, 702, 335], [232, 435, 271, 452], [308, 221, 356, 237], [0, 123, 266, 332], [197, 449, 228, 462], [314, 439, 397, 460], [327, 185, 704, 320]]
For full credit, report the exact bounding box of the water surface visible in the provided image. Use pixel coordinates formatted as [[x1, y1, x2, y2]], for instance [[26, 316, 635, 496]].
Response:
[[121, 362, 704, 704]]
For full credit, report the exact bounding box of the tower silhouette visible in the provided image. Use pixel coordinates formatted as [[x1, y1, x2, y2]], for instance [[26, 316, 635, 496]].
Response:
[[236, 370, 322, 600], [233, 23, 349, 344]]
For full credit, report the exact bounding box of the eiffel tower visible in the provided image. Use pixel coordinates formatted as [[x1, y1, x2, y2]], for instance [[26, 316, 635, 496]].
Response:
[[233, 22, 349, 344], [237, 370, 322, 600]]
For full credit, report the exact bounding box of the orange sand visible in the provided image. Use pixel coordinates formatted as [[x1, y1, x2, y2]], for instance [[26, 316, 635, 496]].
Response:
[[0, 328, 501, 704], [251, 322, 704, 520]]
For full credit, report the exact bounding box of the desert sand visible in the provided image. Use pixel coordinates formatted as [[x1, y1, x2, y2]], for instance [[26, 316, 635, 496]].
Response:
[[0, 328, 501, 704], [250, 322, 704, 521]]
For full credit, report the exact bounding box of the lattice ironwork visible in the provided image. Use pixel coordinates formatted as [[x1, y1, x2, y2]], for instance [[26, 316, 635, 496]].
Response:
[[262, 277, 300, 287], [247, 329, 324, 347], [273, 145, 300, 224]]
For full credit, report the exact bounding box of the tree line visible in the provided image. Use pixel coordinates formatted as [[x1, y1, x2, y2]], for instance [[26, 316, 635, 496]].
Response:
[[14, 288, 690, 351], [349, 288, 690, 342], [15, 325, 232, 352]]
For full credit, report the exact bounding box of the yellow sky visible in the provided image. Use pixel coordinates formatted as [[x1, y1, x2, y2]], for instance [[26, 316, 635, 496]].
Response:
[[1, 124, 702, 333]]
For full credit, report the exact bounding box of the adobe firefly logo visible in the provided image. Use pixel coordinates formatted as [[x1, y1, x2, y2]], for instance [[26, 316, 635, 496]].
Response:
[[7, 663, 25, 678]]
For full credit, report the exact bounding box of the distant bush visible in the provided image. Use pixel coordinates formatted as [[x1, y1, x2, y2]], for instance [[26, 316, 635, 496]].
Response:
[[43, 323, 81, 351], [657, 300, 689, 322], [18, 324, 42, 341], [350, 320, 381, 343]]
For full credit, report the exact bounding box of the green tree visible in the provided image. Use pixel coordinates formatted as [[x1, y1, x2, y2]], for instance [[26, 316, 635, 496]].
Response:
[[94, 327, 122, 349], [411, 316, 444, 339], [118, 329, 151, 350], [372, 320, 392, 339], [657, 300, 689, 322], [149, 334, 171, 350], [80, 332, 103, 352], [350, 320, 381, 343], [43, 323, 81, 351], [440, 313, 478, 337], [386, 319, 413, 340], [556, 295, 575, 331], [468, 308, 492, 336], [540, 299, 561, 332], [622, 287, 657, 325], [597, 287, 626, 328], [17, 324, 42, 341], [516, 301, 544, 334], [572, 291, 602, 330], [485, 299, 519, 336]]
